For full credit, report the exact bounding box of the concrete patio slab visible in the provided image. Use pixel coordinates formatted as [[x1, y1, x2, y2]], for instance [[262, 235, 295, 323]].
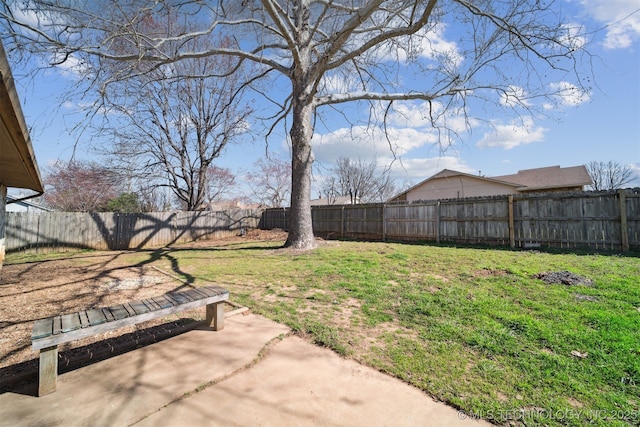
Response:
[[0, 314, 289, 427], [0, 314, 489, 427], [137, 334, 490, 427]]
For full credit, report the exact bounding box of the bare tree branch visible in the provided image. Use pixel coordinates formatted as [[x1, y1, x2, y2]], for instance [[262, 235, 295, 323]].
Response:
[[1, 0, 594, 248]]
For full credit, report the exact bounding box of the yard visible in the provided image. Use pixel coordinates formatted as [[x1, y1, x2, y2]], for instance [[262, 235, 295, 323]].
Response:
[[1, 230, 638, 426]]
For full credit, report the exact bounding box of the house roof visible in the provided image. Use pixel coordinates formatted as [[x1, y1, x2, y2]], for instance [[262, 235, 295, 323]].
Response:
[[310, 196, 354, 206], [429, 169, 524, 188], [390, 165, 593, 201], [0, 40, 44, 193], [492, 165, 592, 191], [390, 168, 522, 201], [6, 194, 51, 211]]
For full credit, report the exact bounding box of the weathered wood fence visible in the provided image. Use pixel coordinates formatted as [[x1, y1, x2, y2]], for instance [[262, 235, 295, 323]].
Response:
[[261, 190, 640, 252], [7, 191, 640, 254], [6, 209, 262, 254]]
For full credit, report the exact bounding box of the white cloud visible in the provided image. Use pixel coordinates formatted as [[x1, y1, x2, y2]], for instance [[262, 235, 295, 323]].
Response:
[[386, 101, 479, 134], [476, 117, 547, 150], [52, 53, 89, 79], [544, 81, 591, 109], [579, 0, 640, 49], [11, 5, 51, 28], [311, 99, 483, 168], [312, 125, 436, 164], [560, 23, 587, 51], [349, 21, 463, 67], [407, 23, 464, 66], [499, 86, 533, 108], [387, 156, 474, 181]]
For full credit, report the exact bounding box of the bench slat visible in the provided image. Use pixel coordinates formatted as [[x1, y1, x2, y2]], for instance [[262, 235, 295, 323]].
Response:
[[167, 292, 191, 304], [142, 298, 161, 311], [184, 289, 207, 301], [191, 288, 210, 299], [123, 303, 137, 317], [79, 311, 91, 328], [152, 295, 175, 309], [130, 300, 150, 315], [108, 305, 130, 321], [164, 294, 180, 306], [199, 286, 225, 297], [102, 308, 115, 322], [197, 287, 217, 297], [61, 313, 82, 333], [86, 309, 107, 326], [53, 316, 62, 335], [32, 318, 53, 340]]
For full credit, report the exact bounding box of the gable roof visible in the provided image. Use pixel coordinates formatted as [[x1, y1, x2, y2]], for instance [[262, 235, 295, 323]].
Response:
[[492, 165, 592, 191], [390, 168, 522, 201], [429, 169, 524, 187], [390, 165, 593, 201], [0, 40, 44, 193]]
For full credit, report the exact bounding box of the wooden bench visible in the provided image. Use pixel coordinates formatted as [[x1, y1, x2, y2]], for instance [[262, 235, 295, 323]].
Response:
[[31, 285, 229, 396]]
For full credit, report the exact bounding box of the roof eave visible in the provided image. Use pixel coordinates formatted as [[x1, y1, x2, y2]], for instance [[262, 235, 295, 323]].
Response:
[[0, 40, 44, 193]]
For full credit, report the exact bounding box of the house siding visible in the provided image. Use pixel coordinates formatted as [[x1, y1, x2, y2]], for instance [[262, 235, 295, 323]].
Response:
[[406, 176, 517, 202], [5, 197, 50, 213]]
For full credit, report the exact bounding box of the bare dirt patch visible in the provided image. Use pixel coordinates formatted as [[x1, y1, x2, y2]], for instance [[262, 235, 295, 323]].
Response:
[[533, 271, 593, 286], [0, 254, 204, 390], [473, 269, 510, 278], [0, 231, 287, 392]]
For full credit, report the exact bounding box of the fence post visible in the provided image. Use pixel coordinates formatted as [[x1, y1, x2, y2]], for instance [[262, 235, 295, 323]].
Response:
[[382, 203, 386, 242], [341, 205, 345, 238], [435, 201, 440, 243], [619, 189, 629, 252], [0, 184, 5, 270], [283, 207, 287, 231], [508, 195, 515, 248]]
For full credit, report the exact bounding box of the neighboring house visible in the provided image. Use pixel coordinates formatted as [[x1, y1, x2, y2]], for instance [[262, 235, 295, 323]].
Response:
[[5, 195, 51, 213], [202, 200, 265, 211], [0, 40, 44, 271], [310, 195, 357, 206], [389, 165, 592, 203]]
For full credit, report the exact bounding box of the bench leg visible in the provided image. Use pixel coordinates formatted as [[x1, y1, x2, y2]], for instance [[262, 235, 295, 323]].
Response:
[[38, 345, 58, 396], [206, 302, 224, 331]]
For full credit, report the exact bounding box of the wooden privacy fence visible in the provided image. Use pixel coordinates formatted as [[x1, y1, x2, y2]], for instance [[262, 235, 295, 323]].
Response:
[[6, 209, 262, 254], [261, 190, 640, 251]]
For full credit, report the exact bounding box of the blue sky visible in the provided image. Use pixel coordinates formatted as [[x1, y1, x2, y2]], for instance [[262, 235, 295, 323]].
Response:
[[8, 0, 640, 199]]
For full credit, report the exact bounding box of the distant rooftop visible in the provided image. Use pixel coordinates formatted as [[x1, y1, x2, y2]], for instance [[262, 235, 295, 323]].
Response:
[[492, 165, 592, 191], [310, 196, 354, 206]]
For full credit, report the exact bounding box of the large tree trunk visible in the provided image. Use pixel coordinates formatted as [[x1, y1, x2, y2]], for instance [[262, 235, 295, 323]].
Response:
[[284, 0, 317, 250], [285, 97, 317, 249]]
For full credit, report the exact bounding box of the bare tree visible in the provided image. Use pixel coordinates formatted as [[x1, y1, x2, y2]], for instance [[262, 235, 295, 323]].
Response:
[[322, 157, 395, 204], [43, 160, 120, 212], [246, 157, 291, 208], [586, 161, 636, 191], [100, 31, 253, 211], [1, 0, 592, 248], [206, 165, 237, 205]]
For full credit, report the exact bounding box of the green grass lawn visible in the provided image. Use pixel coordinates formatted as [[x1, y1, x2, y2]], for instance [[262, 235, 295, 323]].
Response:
[[9, 239, 640, 426]]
